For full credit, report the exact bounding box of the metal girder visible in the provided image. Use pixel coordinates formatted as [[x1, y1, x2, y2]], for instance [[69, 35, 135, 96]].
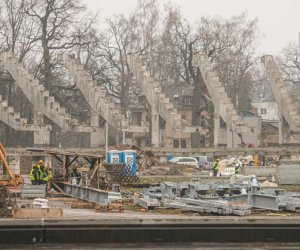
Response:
[[64, 183, 121, 205]]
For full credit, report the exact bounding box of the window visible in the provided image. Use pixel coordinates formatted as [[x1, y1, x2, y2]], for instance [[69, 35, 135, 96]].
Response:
[[260, 108, 267, 115], [184, 97, 193, 106], [173, 139, 179, 148], [181, 139, 187, 148], [132, 112, 142, 126]]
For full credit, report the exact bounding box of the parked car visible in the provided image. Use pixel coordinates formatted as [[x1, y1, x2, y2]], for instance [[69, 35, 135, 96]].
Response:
[[168, 157, 199, 168], [191, 155, 214, 169]]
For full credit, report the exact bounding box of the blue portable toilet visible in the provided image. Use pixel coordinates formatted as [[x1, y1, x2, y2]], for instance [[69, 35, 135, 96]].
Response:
[[122, 150, 136, 175], [167, 154, 173, 162], [107, 150, 122, 164]]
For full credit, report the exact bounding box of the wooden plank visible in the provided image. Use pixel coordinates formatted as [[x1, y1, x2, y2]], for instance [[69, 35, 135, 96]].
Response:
[[48, 197, 79, 202], [71, 203, 96, 209], [95, 203, 124, 213], [13, 208, 63, 219]]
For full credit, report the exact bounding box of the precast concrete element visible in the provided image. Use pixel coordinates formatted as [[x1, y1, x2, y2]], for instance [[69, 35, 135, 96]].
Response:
[[126, 54, 187, 129], [277, 159, 300, 184], [165, 198, 251, 216], [248, 189, 300, 211], [193, 54, 259, 147], [0, 52, 92, 133], [21, 184, 46, 199], [60, 54, 130, 130], [160, 182, 177, 198], [0, 95, 46, 132], [241, 166, 278, 178], [261, 55, 300, 134], [134, 195, 160, 209], [64, 183, 122, 205]]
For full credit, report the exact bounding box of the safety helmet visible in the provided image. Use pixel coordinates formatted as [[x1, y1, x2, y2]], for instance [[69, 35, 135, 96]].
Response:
[[33, 164, 37, 168], [39, 160, 43, 164], [217, 158, 220, 161]]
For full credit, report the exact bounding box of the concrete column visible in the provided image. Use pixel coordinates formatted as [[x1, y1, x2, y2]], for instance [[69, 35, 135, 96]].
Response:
[[151, 108, 160, 147], [90, 113, 105, 147], [279, 115, 283, 145], [214, 114, 220, 147], [34, 128, 50, 146], [33, 110, 50, 146]]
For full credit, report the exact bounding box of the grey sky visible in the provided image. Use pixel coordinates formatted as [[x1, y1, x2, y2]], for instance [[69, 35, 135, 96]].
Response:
[[83, 0, 300, 55]]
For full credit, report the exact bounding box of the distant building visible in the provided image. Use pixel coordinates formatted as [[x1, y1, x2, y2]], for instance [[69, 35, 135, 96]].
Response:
[[251, 101, 279, 121]]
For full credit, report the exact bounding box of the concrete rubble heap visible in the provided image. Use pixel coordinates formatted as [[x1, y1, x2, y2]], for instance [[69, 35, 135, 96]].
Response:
[[193, 54, 261, 148]]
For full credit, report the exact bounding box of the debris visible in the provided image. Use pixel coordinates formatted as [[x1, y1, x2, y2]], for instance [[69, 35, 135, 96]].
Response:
[[260, 180, 278, 188], [95, 203, 124, 213], [0, 186, 16, 217]]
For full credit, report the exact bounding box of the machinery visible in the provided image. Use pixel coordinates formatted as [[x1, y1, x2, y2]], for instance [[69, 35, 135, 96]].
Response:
[[0, 143, 23, 186]]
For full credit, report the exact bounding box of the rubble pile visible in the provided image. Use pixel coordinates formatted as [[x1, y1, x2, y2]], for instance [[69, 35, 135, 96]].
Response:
[[0, 186, 16, 217], [115, 144, 197, 176]]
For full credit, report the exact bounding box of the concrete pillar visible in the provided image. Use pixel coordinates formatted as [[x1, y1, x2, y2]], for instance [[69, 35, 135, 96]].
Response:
[[90, 113, 105, 147], [214, 114, 220, 147], [279, 115, 283, 145], [151, 108, 160, 147], [122, 130, 126, 144], [33, 110, 50, 146], [34, 128, 50, 146]]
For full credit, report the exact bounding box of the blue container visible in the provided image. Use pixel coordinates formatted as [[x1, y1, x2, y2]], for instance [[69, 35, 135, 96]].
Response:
[[122, 150, 136, 175], [167, 154, 173, 162], [107, 150, 122, 164]]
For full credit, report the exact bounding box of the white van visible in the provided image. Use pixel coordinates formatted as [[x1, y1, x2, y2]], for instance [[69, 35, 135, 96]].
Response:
[[191, 155, 214, 169], [168, 157, 199, 168]]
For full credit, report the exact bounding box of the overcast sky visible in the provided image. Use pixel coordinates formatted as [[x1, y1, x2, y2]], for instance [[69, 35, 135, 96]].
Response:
[[83, 0, 300, 55]]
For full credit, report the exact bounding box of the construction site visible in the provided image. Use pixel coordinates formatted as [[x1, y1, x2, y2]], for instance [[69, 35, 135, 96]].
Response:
[[1, 0, 300, 249]]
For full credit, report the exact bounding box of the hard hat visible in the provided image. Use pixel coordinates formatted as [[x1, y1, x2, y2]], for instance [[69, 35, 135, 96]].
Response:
[[33, 164, 37, 167], [217, 158, 220, 161], [39, 160, 43, 164]]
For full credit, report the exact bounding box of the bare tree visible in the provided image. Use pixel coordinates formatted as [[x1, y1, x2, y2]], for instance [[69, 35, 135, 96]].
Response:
[[279, 42, 300, 86], [24, 0, 86, 93]]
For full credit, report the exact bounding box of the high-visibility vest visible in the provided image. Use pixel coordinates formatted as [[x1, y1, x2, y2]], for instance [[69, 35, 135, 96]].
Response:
[[39, 170, 46, 180], [29, 168, 36, 180], [46, 170, 53, 181], [213, 161, 219, 171]]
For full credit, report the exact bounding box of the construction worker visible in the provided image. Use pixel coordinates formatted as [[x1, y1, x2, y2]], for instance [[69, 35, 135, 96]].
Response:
[[70, 166, 81, 185], [235, 165, 241, 175], [38, 164, 47, 184], [212, 159, 220, 177], [45, 166, 53, 182], [37, 160, 44, 170], [29, 164, 39, 185]]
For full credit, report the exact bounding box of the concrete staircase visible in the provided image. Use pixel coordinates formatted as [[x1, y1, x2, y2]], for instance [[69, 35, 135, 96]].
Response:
[[0, 95, 47, 132], [0, 52, 92, 133], [193, 54, 247, 131], [127, 54, 189, 129], [59, 54, 129, 129], [261, 55, 300, 132]]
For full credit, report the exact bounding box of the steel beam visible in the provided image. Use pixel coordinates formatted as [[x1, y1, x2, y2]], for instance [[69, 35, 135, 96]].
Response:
[[64, 183, 121, 205]]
